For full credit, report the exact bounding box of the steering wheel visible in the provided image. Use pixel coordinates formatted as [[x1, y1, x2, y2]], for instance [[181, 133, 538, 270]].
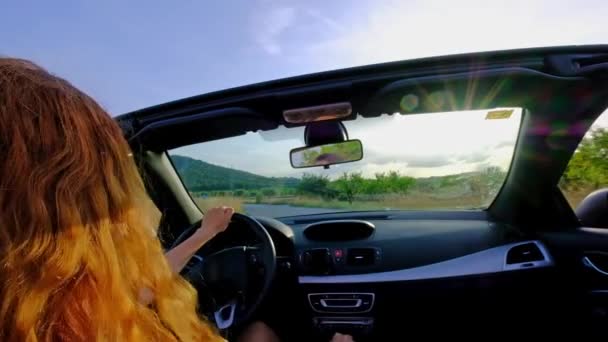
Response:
[[171, 213, 276, 330]]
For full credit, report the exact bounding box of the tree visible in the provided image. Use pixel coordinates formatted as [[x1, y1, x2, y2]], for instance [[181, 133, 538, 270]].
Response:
[[469, 166, 507, 201], [387, 171, 415, 194], [371, 172, 389, 194], [564, 128, 608, 189], [280, 187, 296, 196], [366, 171, 415, 195], [333, 172, 364, 204], [297, 173, 335, 198], [262, 188, 277, 196], [481, 166, 505, 190], [234, 189, 245, 197]]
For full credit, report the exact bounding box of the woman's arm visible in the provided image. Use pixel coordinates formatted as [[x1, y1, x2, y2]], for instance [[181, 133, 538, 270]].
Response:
[[140, 207, 234, 305], [165, 206, 234, 274]]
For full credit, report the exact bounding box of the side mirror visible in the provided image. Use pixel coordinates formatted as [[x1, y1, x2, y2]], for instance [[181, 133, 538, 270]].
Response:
[[576, 188, 608, 228], [290, 140, 363, 169]]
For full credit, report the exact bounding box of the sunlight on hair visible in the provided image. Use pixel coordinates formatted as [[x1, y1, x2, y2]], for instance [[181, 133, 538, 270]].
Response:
[[0, 58, 223, 341]]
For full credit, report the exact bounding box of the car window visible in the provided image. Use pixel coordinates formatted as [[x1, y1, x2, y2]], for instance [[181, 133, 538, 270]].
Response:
[[169, 108, 522, 217], [559, 108, 608, 208]]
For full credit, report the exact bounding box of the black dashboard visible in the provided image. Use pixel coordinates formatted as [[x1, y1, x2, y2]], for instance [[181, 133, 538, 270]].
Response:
[[259, 210, 549, 278], [250, 211, 579, 340]]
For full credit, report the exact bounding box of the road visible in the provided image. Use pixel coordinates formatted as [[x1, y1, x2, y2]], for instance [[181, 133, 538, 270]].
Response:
[[244, 204, 343, 217]]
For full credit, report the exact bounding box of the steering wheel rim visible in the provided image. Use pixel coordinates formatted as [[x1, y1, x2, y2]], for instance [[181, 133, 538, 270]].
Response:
[[171, 212, 276, 330]]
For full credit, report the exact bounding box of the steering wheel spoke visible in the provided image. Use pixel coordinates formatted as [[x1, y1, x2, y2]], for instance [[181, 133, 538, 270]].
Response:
[[214, 299, 238, 330], [246, 246, 268, 279], [246, 245, 262, 265], [172, 213, 276, 330]]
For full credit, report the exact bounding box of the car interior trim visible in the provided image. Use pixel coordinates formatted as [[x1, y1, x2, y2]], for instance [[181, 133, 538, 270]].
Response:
[[299, 240, 553, 284]]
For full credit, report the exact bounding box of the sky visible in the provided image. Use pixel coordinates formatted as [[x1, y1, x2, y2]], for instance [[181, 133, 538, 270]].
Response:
[[2, 0, 607, 115], [2, 0, 607, 179]]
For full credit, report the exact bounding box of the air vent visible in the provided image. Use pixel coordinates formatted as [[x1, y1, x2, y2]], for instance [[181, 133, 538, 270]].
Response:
[[301, 249, 332, 275], [582, 252, 608, 276], [506, 243, 545, 264]]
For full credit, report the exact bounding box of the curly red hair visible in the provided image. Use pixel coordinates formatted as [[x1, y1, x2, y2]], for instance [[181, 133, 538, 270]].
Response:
[[0, 58, 222, 341]]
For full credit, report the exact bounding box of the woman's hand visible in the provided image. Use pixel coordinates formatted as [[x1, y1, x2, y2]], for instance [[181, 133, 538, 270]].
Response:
[[193, 206, 235, 243], [163, 206, 235, 276]]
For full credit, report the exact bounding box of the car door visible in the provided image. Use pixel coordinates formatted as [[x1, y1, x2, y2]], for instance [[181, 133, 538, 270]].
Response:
[[540, 111, 608, 337]]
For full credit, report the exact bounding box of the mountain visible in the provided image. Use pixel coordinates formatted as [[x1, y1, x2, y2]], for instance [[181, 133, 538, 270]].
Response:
[[171, 155, 299, 192]]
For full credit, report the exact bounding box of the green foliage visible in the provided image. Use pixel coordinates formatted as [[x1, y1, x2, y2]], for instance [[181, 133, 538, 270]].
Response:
[[332, 172, 364, 204], [370, 171, 415, 194], [297, 173, 336, 198], [296, 171, 418, 204], [175, 154, 516, 208], [262, 188, 277, 196], [280, 188, 297, 196], [468, 166, 506, 202], [563, 128, 608, 188], [172, 155, 299, 191]]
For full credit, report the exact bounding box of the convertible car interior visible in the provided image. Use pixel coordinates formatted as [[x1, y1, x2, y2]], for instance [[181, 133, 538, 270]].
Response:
[[116, 45, 608, 341]]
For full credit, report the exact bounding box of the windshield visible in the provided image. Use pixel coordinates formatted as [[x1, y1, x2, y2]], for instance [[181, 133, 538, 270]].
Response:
[[170, 108, 522, 217]]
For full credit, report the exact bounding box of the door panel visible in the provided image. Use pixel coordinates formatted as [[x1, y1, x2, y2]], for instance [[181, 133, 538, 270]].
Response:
[[542, 228, 608, 337]]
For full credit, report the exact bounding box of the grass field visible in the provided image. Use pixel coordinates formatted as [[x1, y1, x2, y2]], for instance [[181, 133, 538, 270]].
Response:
[[193, 188, 594, 215], [253, 194, 485, 210], [194, 193, 486, 213], [194, 196, 244, 212]]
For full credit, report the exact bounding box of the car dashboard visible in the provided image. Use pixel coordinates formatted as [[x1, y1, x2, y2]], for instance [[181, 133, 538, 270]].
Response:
[[249, 211, 599, 340]]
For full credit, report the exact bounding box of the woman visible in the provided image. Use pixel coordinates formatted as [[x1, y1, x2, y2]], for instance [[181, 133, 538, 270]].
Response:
[[0, 58, 352, 341]]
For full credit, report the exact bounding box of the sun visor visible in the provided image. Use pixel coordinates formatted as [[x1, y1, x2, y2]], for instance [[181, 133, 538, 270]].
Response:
[[129, 107, 277, 151]]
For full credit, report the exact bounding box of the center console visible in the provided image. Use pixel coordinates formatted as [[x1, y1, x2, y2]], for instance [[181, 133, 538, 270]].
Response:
[[298, 220, 379, 339], [308, 293, 375, 336]]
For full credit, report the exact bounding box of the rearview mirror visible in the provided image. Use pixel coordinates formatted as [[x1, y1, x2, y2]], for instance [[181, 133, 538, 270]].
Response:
[[283, 102, 352, 124], [290, 140, 363, 168]]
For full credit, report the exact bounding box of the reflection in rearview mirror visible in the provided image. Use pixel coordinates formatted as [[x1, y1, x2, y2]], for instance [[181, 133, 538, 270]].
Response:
[[290, 140, 363, 168], [283, 102, 352, 124]]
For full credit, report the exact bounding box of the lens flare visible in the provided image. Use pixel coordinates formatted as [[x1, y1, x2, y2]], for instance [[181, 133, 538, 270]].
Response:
[[400, 94, 419, 112]]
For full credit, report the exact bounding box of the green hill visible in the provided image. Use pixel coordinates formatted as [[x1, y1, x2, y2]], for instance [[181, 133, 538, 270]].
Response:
[[171, 155, 299, 192]]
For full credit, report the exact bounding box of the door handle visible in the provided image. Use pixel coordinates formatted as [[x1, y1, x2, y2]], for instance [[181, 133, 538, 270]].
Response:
[[320, 299, 362, 308], [583, 256, 608, 276]]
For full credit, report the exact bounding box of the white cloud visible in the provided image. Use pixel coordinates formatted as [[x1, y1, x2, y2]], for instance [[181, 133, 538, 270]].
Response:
[[303, 0, 607, 68], [303, 8, 345, 33], [251, 4, 347, 56], [252, 6, 296, 55]]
